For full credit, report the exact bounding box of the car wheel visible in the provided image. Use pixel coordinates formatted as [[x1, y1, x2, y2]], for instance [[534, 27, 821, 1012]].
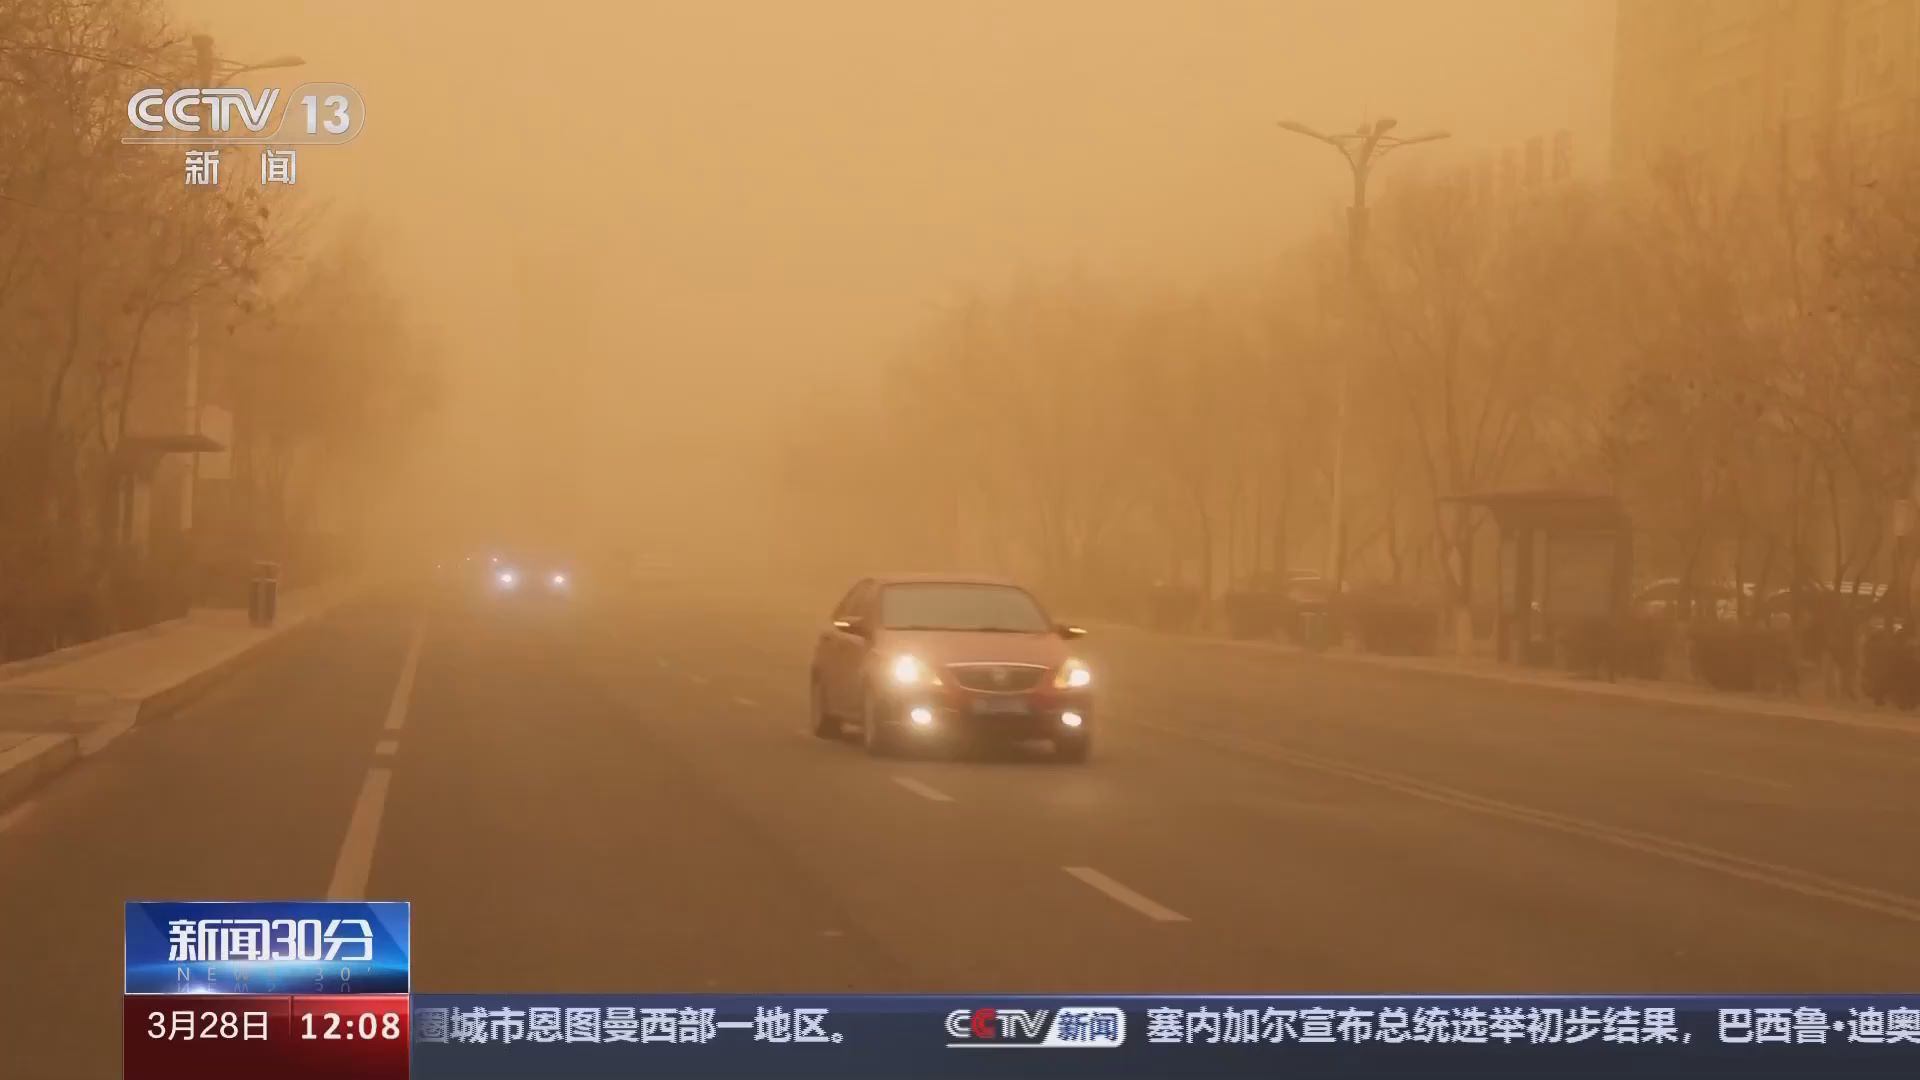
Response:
[[809, 678, 839, 739], [1053, 733, 1091, 764], [861, 692, 895, 757]]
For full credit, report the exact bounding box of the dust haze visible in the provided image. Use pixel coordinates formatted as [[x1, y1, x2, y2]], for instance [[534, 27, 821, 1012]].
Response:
[[170, 0, 1614, 584], [16, 9, 1920, 1058]]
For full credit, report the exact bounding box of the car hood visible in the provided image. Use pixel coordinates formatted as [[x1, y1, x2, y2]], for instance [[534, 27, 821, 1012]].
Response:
[[877, 629, 1070, 668]]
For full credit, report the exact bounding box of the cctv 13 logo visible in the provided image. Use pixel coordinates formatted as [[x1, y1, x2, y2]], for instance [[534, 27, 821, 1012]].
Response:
[[944, 1006, 1126, 1048], [125, 83, 365, 145]]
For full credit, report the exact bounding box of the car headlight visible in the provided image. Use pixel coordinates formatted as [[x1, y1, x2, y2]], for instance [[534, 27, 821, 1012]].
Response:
[[889, 655, 942, 686], [1054, 658, 1092, 689], [497, 570, 517, 587], [550, 572, 568, 587]]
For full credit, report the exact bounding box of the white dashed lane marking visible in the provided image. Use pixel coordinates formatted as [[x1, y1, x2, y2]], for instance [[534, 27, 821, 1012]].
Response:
[[327, 768, 393, 901], [383, 617, 426, 732], [1064, 866, 1190, 923], [891, 776, 955, 803], [329, 612, 426, 900]]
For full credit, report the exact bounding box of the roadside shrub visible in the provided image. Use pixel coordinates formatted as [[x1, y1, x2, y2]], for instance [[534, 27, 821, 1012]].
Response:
[[1222, 589, 1286, 639], [1862, 627, 1920, 708], [1281, 603, 1337, 647], [1615, 617, 1670, 679], [1355, 599, 1438, 656], [1147, 584, 1202, 633], [106, 547, 192, 635], [195, 560, 255, 610], [1283, 586, 1341, 647], [1688, 626, 1791, 692], [1560, 616, 1669, 680]]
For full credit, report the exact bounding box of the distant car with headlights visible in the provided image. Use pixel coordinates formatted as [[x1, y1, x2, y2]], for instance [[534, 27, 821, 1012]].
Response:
[[481, 553, 574, 600], [809, 574, 1093, 762]]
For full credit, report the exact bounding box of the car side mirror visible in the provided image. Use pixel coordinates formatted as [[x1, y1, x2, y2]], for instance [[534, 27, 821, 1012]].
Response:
[[1057, 623, 1087, 639], [833, 616, 871, 638]]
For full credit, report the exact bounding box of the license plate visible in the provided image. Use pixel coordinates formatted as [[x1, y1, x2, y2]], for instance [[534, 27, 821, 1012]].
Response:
[[972, 697, 1031, 716]]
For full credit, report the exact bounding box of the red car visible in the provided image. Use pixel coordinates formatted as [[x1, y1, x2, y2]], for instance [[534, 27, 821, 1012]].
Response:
[[809, 574, 1094, 762]]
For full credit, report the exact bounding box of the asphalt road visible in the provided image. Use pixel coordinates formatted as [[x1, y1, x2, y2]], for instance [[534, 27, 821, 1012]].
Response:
[[4, 573, 1920, 1076]]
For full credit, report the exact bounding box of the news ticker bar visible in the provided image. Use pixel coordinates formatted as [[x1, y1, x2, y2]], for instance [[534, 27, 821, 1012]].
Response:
[[118, 993, 1920, 1079], [423, 994, 1920, 1079], [117, 903, 1918, 1078]]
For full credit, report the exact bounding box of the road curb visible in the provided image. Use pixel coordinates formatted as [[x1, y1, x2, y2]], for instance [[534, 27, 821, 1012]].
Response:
[[134, 628, 289, 726], [0, 733, 79, 811], [1085, 618, 1920, 737], [124, 594, 353, 732], [0, 585, 362, 815]]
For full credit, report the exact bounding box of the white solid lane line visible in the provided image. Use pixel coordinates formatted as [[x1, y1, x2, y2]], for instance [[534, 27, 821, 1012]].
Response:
[[383, 616, 427, 733], [733, 695, 759, 707], [891, 776, 955, 803], [1064, 866, 1190, 923], [688, 674, 710, 685], [327, 768, 393, 900]]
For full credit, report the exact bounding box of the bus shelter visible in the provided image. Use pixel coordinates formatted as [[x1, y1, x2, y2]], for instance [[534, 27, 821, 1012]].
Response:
[[1440, 490, 1632, 666]]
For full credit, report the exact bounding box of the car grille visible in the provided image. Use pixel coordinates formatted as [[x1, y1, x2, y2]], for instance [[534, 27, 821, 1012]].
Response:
[[948, 664, 1048, 692]]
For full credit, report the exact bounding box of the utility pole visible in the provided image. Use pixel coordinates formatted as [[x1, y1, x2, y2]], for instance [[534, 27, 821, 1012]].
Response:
[[1275, 116, 1449, 592]]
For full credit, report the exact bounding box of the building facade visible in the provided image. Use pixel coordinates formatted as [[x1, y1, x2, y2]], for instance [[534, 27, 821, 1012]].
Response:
[[1612, 0, 1920, 180]]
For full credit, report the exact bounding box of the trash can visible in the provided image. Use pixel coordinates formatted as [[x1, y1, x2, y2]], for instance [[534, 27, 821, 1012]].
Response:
[[248, 561, 281, 628]]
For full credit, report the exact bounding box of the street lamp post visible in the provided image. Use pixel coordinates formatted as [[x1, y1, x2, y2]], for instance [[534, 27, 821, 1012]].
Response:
[[180, 35, 304, 534], [1275, 116, 1449, 593]]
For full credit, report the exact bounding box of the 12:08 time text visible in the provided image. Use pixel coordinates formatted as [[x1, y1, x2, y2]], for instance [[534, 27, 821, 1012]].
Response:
[[301, 1011, 403, 1040]]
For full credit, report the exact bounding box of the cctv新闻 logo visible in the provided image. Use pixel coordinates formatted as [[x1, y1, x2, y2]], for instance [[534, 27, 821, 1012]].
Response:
[[944, 1006, 1126, 1048], [128, 88, 280, 134]]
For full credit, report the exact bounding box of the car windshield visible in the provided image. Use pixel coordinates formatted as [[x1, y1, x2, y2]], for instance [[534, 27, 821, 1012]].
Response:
[[879, 583, 1051, 632]]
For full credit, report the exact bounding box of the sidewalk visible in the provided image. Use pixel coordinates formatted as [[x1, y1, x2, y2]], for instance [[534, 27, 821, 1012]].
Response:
[[0, 582, 360, 810], [1090, 620, 1920, 738]]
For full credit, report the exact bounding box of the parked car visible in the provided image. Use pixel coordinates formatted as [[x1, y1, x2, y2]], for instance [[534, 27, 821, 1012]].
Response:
[[1863, 615, 1920, 708], [1759, 581, 1888, 622], [1631, 578, 1751, 622]]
